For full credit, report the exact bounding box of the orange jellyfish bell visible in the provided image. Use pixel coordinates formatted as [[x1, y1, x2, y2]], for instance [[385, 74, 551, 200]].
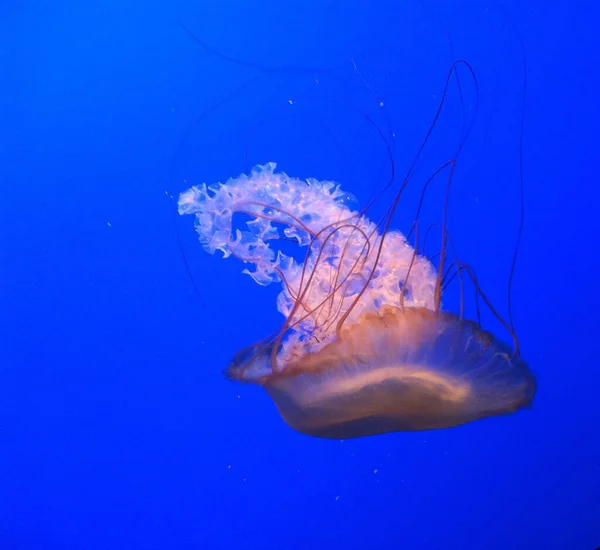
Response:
[[179, 163, 536, 439], [230, 307, 535, 438]]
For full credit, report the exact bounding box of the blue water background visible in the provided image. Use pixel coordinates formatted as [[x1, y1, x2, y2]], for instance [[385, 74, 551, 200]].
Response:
[[1, 1, 599, 548]]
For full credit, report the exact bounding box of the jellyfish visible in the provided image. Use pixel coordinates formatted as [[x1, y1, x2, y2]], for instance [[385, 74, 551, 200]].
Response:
[[178, 161, 536, 439]]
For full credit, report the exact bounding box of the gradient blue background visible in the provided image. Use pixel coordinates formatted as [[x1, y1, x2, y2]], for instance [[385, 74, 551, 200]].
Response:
[[1, 1, 599, 548]]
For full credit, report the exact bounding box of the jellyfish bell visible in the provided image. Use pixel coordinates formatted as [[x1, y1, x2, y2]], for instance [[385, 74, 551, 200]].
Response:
[[178, 162, 536, 439], [229, 307, 535, 439]]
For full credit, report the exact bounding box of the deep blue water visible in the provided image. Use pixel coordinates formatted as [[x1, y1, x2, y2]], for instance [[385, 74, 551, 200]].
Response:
[[2, 1, 599, 549]]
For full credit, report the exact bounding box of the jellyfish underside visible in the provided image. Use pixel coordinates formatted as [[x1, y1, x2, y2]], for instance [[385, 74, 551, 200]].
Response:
[[179, 163, 536, 438]]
